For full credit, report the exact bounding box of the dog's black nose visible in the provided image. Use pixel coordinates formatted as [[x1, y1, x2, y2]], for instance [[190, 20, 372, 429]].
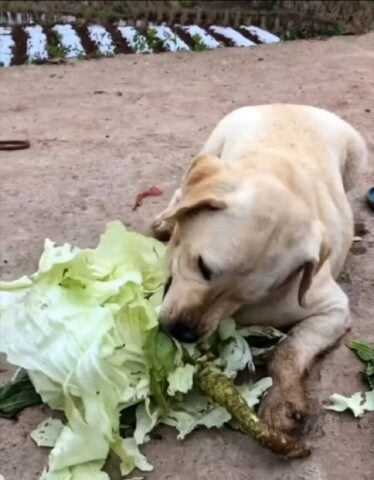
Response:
[[170, 322, 198, 343]]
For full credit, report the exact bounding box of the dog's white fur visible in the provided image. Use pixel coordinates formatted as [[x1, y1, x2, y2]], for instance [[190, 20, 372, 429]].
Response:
[[153, 104, 367, 432]]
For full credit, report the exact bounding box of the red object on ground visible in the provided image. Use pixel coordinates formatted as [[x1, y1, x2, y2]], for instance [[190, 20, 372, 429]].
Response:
[[132, 186, 163, 210]]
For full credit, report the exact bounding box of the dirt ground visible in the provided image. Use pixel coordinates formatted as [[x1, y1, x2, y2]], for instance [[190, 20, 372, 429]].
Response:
[[0, 33, 374, 480]]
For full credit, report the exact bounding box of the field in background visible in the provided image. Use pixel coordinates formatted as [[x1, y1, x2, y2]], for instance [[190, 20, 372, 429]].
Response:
[[1, 1, 374, 38]]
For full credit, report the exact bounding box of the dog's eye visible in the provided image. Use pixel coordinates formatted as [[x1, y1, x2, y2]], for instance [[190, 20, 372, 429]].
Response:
[[198, 255, 212, 281]]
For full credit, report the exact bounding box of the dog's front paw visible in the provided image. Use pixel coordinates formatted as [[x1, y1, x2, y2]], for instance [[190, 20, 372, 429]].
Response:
[[152, 216, 174, 242], [259, 385, 308, 434]]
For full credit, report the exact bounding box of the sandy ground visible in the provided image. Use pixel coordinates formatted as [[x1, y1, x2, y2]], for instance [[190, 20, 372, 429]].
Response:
[[0, 33, 374, 480]]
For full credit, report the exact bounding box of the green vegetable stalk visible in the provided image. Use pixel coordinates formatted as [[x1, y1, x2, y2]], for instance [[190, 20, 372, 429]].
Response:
[[198, 364, 311, 458]]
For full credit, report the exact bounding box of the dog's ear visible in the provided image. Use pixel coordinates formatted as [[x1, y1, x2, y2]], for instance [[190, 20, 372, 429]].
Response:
[[298, 220, 331, 307], [184, 154, 223, 186], [159, 155, 230, 222]]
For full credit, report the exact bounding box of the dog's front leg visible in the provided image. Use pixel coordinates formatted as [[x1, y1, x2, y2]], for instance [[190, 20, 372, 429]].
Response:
[[259, 279, 350, 434]]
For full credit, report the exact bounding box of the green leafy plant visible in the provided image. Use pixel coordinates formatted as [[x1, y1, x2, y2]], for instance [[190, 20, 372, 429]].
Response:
[[348, 340, 374, 388], [47, 32, 70, 59], [192, 33, 209, 52], [132, 31, 151, 53], [282, 23, 343, 41], [146, 27, 164, 52]]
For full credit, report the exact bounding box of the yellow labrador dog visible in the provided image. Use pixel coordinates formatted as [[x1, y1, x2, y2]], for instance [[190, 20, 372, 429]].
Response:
[[152, 104, 367, 433]]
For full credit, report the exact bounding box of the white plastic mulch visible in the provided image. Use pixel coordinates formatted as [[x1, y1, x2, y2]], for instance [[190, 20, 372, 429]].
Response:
[[209, 26, 255, 47], [117, 25, 152, 53], [52, 24, 85, 58], [87, 25, 115, 55], [149, 25, 189, 52], [0, 26, 15, 66], [0, 23, 280, 67], [182, 25, 221, 49], [240, 25, 280, 44], [24, 25, 48, 61]]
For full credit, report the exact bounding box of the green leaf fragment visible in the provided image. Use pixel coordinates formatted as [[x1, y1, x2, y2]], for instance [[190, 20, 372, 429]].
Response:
[[118, 438, 153, 476], [325, 390, 374, 417], [167, 364, 195, 396], [0, 369, 42, 418], [347, 339, 374, 388], [365, 363, 374, 389], [161, 390, 231, 439], [31, 418, 64, 447], [134, 399, 161, 444], [40, 460, 109, 480], [363, 390, 374, 411], [347, 340, 374, 362], [238, 377, 273, 408]]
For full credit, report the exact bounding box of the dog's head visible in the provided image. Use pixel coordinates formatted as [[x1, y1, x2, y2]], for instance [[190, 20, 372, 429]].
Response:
[[159, 154, 330, 343]]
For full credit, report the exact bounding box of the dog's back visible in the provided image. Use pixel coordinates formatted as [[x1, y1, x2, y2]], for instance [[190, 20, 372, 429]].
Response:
[[200, 104, 368, 277], [201, 104, 367, 190]]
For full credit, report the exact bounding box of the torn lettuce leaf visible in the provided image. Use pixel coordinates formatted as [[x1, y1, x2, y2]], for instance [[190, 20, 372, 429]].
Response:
[[363, 390, 374, 411], [161, 390, 231, 439], [218, 319, 254, 377], [238, 377, 273, 408], [31, 418, 64, 447], [0, 221, 167, 478], [40, 461, 110, 480], [167, 364, 196, 396], [325, 339, 374, 418], [325, 390, 374, 417], [237, 325, 286, 365], [134, 399, 161, 445]]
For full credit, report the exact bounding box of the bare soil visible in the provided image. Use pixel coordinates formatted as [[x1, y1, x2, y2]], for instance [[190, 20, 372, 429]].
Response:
[[0, 33, 374, 480]]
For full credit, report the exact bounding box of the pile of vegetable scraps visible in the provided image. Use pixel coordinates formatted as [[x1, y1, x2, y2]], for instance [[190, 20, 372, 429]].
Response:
[[0, 221, 370, 479]]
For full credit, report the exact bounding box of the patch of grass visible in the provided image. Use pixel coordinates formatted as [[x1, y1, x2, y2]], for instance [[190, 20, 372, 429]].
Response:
[[191, 33, 209, 51], [48, 43, 68, 58], [145, 28, 164, 52], [47, 31, 70, 58], [282, 23, 343, 41], [0, 61, 4, 67]]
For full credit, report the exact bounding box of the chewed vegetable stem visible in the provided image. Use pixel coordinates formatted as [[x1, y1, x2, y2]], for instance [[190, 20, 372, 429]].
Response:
[[197, 364, 311, 458]]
